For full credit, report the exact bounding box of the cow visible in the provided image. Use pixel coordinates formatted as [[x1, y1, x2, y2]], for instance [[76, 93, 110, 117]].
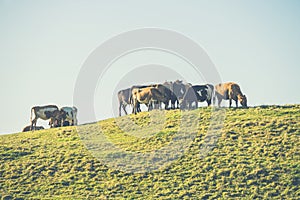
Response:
[[30, 105, 66, 130], [22, 125, 44, 132], [130, 84, 175, 111], [172, 80, 187, 108], [180, 84, 215, 109], [163, 80, 186, 109], [214, 82, 247, 108], [60, 106, 78, 126], [118, 88, 131, 116], [129, 85, 152, 113], [46, 110, 67, 128], [131, 87, 168, 114], [152, 84, 176, 110]]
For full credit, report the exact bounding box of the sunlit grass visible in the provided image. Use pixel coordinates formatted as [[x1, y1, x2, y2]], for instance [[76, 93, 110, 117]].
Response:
[[1, 105, 299, 199]]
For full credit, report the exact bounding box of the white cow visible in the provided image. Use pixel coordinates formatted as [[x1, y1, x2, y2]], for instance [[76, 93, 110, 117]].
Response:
[[60, 106, 78, 126], [30, 105, 65, 130]]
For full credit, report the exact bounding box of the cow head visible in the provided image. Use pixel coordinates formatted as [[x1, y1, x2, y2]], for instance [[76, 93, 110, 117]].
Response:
[[239, 95, 247, 108], [179, 99, 187, 110]]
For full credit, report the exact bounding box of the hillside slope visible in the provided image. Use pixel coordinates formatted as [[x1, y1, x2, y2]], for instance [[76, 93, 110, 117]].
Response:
[[1, 105, 300, 199]]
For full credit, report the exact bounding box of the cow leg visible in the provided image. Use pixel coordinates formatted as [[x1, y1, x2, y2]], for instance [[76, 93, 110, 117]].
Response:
[[180, 101, 185, 110], [132, 104, 135, 114], [217, 97, 222, 107], [207, 98, 212, 106], [171, 100, 176, 109], [153, 101, 157, 109], [212, 95, 216, 106], [148, 102, 153, 111], [157, 102, 160, 110], [235, 100, 238, 108], [122, 104, 127, 115], [132, 100, 136, 114], [123, 105, 128, 115], [164, 101, 169, 110], [31, 118, 37, 130], [159, 102, 163, 110], [229, 99, 232, 108], [176, 99, 179, 109], [134, 99, 140, 114], [119, 102, 122, 116], [187, 101, 191, 110], [133, 103, 136, 115], [137, 102, 141, 112], [166, 103, 170, 110]]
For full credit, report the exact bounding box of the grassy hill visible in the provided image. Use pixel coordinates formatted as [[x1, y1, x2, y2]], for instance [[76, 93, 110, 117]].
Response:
[[1, 105, 300, 199]]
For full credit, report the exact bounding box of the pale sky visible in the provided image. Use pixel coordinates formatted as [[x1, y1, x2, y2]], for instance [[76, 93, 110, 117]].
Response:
[[1, 0, 299, 134]]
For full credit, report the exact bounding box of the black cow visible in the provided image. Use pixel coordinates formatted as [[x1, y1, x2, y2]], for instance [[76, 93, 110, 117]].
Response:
[[22, 125, 44, 132], [163, 80, 186, 109], [180, 84, 214, 109], [153, 84, 176, 110]]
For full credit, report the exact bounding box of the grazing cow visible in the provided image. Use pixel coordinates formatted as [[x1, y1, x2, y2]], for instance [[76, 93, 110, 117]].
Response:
[[206, 84, 215, 106], [172, 80, 187, 108], [180, 84, 214, 109], [131, 87, 168, 114], [60, 106, 78, 126], [22, 125, 44, 132], [46, 110, 67, 128], [30, 105, 60, 130], [152, 84, 176, 110], [118, 88, 131, 116], [214, 82, 247, 108]]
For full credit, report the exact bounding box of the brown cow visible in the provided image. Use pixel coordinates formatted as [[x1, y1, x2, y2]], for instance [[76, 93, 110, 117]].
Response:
[[131, 87, 168, 114], [215, 82, 247, 108], [118, 88, 131, 116]]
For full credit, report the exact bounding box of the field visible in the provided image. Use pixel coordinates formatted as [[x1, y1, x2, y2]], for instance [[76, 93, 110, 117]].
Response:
[[1, 105, 300, 199]]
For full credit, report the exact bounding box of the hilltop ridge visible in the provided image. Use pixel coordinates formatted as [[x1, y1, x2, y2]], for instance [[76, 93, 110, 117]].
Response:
[[1, 105, 299, 199]]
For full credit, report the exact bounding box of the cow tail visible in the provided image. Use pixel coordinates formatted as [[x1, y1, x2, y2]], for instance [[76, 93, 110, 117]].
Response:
[[208, 86, 216, 105], [208, 85, 212, 102], [129, 94, 133, 105], [30, 107, 34, 122]]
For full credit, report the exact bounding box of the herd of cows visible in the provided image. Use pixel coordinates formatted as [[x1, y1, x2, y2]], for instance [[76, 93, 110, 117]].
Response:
[[23, 81, 247, 132], [118, 81, 247, 116]]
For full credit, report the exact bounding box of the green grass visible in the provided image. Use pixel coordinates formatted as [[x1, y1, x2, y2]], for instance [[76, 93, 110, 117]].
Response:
[[1, 105, 300, 199]]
